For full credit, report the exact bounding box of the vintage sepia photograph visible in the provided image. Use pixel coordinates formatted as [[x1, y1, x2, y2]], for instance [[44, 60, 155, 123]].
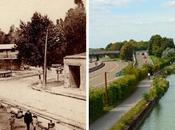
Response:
[[0, 0, 86, 130]]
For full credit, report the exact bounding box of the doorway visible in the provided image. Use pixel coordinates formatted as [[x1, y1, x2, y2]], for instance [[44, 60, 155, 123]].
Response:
[[69, 65, 80, 88]]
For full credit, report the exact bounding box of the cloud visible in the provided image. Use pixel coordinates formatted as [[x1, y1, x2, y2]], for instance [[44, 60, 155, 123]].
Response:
[[92, 0, 143, 7], [163, 1, 175, 7]]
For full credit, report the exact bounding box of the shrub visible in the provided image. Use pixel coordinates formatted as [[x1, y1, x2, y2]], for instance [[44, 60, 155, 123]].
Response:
[[110, 78, 169, 130], [89, 88, 104, 123], [89, 75, 138, 123], [108, 75, 138, 106]]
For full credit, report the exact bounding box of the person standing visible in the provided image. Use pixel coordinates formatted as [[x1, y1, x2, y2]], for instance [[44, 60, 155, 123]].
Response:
[[32, 115, 38, 130], [24, 110, 33, 130], [9, 114, 15, 130], [148, 72, 151, 80], [48, 120, 56, 130]]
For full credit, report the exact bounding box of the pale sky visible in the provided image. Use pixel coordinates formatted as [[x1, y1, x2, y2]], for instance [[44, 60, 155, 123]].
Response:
[[0, 0, 77, 33], [90, 0, 175, 48]]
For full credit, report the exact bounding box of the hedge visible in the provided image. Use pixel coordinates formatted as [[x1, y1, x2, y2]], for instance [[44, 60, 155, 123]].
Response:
[[89, 75, 139, 123], [108, 75, 138, 106], [89, 88, 104, 123], [161, 64, 175, 76]]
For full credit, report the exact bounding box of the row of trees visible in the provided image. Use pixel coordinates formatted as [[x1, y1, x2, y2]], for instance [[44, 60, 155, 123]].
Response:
[[103, 35, 175, 61], [7, 0, 85, 68], [105, 40, 148, 52], [0, 25, 17, 44], [148, 35, 175, 57]]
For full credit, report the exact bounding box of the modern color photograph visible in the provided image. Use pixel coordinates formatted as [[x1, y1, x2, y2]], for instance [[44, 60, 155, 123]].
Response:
[[89, 0, 175, 130]]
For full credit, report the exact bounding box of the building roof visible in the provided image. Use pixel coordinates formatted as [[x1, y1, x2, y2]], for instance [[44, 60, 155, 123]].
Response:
[[64, 52, 86, 59], [0, 44, 16, 50]]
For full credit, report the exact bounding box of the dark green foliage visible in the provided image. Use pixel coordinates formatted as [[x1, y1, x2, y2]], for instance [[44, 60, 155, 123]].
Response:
[[120, 41, 134, 61], [89, 88, 104, 123], [162, 64, 175, 76], [105, 40, 148, 52], [148, 35, 175, 57], [123, 64, 150, 80], [110, 78, 169, 130], [105, 42, 124, 51], [108, 75, 138, 106], [89, 75, 139, 123]]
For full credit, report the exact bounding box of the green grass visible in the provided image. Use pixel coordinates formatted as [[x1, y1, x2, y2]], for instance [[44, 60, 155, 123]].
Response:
[[150, 55, 161, 64], [110, 99, 147, 130], [110, 77, 169, 130]]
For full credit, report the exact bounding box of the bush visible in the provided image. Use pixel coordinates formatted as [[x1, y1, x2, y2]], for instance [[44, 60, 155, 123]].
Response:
[[162, 64, 175, 76], [89, 88, 104, 123], [110, 78, 169, 130], [108, 75, 138, 106], [151, 77, 169, 99], [89, 75, 138, 123]]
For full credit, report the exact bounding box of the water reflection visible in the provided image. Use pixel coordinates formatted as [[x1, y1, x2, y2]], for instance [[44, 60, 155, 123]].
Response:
[[139, 75, 175, 130]]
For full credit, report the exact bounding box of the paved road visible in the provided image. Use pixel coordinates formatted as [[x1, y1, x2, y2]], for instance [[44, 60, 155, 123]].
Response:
[[0, 76, 85, 130], [89, 61, 127, 87], [90, 79, 151, 130]]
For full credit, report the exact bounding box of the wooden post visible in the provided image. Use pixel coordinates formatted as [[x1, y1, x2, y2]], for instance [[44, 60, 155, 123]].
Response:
[[43, 29, 48, 88], [105, 72, 109, 105]]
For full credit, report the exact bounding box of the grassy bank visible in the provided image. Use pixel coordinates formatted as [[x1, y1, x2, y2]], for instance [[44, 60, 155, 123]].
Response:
[[110, 77, 169, 130]]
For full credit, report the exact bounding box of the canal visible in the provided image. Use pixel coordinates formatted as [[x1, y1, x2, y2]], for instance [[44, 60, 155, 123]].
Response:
[[139, 74, 175, 130]]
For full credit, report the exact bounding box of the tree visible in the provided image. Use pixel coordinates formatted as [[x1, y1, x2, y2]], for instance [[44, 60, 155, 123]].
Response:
[[16, 12, 64, 68], [120, 41, 134, 61], [74, 0, 84, 7], [105, 42, 124, 51], [58, 0, 86, 55], [148, 34, 175, 57], [0, 29, 5, 44], [162, 48, 175, 58]]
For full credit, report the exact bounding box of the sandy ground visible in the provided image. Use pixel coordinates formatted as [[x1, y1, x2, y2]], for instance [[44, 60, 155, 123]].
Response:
[[0, 107, 44, 130], [0, 74, 86, 129]]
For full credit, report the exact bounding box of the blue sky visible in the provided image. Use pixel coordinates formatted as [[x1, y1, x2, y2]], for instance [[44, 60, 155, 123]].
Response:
[[89, 0, 175, 48]]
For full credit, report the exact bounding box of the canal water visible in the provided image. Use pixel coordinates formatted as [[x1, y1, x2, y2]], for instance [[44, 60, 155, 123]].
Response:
[[139, 74, 175, 130]]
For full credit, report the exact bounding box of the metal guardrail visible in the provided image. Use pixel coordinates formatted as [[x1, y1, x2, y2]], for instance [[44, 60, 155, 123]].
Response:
[[89, 62, 105, 73]]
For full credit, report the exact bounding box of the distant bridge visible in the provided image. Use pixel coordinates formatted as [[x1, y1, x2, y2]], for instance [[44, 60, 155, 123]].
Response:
[[89, 51, 120, 61], [89, 51, 120, 57]]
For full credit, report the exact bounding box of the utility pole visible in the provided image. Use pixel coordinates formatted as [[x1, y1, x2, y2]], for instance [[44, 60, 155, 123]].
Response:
[[43, 29, 48, 88], [105, 72, 109, 105]]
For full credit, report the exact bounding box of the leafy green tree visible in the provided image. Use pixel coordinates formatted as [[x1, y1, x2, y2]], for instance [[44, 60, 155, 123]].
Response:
[[133, 41, 148, 51], [148, 34, 175, 57], [105, 42, 123, 51], [120, 41, 134, 61], [162, 48, 175, 58]]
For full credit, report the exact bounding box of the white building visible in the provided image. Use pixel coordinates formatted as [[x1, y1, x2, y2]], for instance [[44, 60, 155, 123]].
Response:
[[64, 53, 86, 91]]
